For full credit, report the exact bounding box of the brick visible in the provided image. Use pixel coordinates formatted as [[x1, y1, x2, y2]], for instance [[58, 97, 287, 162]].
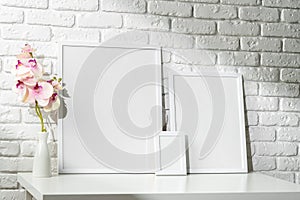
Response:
[[52, 28, 100, 42], [244, 81, 258, 96], [0, 41, 53, 58], [148, 1, 192, 17], [297, 173, 300, 184], [0, 141, 19, 156], [263, 0, 300, 8], [194, 4, 237, 19], [2, 25, 51, 41], [218, 52, 259, 66], [124, 14, 169, 31], [282, 9, 300, 23], [247, 111, 259, 126], [1, 0, 47, 8], [263, 171, 295, 183], [20, 141, 36, 157], [253, 142, 298, 156], [48, 143, 58, 157], [102, 0, 145, 13], [252, 156, 276, 171], [281, 68, 300, 83], [0, 125, 43, 140], [283, 39, 300, 53], [246, 96, 278, 111], [172, 19, 216, 34], [278, 127, 300, 141], [259, 82, 299, 97], [150, 32, 194, 48], [162, 51, 171, 63], [0, 42, 56, 58], [78, 13, 122, 28], [38, 58, 52, 75], [0, 73, 14, 90], [0, 8, 23, 23], [101, 30, 148, 45], [21, 141, 57, 157], [239, 67, 279, 82], [2, 58, 15, 72], [218, 21, 260, 36], [0, 174, 17, 189], [262, 23, 300, 38], [241, 37, 281, 52], [50, 0, 98, 11], [261, 53, 300, 68], [0, 190, 24, 200], [217, 66, 239, 74], [0, 157, 32, 172], [51, 158, 58, 173], [280, 98, 300, 111], [0, 106, 20, 123], [259, 112, 299, 126], [196, 36, 239, 50], [221, 0, 260, 5], [248, 126, 276, 141], [180, 0, 219, 3], [278, 157, 300, 171], [239, 7, 279, 22], [30, 42, 57, 58], [0, 42, 57, 58], [172, 49, 216, 65], [27, 10, 74, 27]]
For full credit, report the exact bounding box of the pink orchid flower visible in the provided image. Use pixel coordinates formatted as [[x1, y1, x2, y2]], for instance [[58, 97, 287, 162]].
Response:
[[17, 44, 35, 59], [22, 44, 35, 53], [13, 80, 29, 103], [13, 44, 63, 133], [26, 81, 54, 107], [15, 59, 43, 81], [44, 93, 60, 112], [48, 79, 63, 91]]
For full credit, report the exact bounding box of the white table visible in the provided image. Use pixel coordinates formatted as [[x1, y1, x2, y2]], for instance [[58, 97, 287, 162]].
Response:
[[18, 173, 300, 200]]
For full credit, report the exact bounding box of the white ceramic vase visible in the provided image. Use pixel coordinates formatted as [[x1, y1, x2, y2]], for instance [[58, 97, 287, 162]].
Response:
[[33, 132, 51, 178]]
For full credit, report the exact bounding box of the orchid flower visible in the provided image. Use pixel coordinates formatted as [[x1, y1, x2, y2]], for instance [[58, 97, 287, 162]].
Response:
[[26, 81, 54, 106], [13, 80, 29, 103], [17, 44, 35, 59], [13, 44, 63, 133], [44, 93, 60, 112], [15, 59, 43, 81]]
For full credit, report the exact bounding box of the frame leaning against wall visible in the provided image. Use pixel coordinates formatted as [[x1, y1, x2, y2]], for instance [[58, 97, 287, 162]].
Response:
[[168, 70, 248, 173], [58, 42, 163, 173], [155, 132, 187, 176]]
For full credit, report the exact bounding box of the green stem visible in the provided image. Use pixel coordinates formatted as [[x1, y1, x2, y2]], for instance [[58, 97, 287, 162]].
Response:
[[35, 101, 46, 132]]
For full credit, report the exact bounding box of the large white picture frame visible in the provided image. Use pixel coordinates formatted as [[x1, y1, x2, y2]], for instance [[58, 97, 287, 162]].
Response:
[[58, 43, 163, 173], [168, 70, 248, 173]]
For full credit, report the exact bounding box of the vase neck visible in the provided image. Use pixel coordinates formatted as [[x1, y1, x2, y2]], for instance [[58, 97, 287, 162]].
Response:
[[38, 132, 49, 143]]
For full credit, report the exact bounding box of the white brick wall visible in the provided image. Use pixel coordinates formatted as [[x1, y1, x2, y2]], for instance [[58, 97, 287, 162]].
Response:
[[0, 0, 300, 198]]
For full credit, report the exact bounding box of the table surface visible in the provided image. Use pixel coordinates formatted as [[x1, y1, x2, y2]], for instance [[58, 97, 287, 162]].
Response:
[[18, 173, 300, 200]]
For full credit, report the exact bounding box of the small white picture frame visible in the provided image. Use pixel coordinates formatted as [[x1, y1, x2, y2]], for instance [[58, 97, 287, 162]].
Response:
[[155, 132, 187, 176]]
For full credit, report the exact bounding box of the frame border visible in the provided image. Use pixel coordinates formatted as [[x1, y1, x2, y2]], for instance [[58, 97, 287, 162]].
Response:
[[58, 42, 163, 174], [168, 70, 248, 174]]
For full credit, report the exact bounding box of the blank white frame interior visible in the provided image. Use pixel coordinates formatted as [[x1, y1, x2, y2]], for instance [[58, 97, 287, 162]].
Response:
[[155, 132, 187, 176], [168, 70, 248, 173], [58, 42, 163, 173]]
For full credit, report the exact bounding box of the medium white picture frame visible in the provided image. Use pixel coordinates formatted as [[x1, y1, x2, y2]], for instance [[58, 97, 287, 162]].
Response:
[[168, 70, 248, 173], [58, 42, 163, 173], [155, 132, 187, 176]]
